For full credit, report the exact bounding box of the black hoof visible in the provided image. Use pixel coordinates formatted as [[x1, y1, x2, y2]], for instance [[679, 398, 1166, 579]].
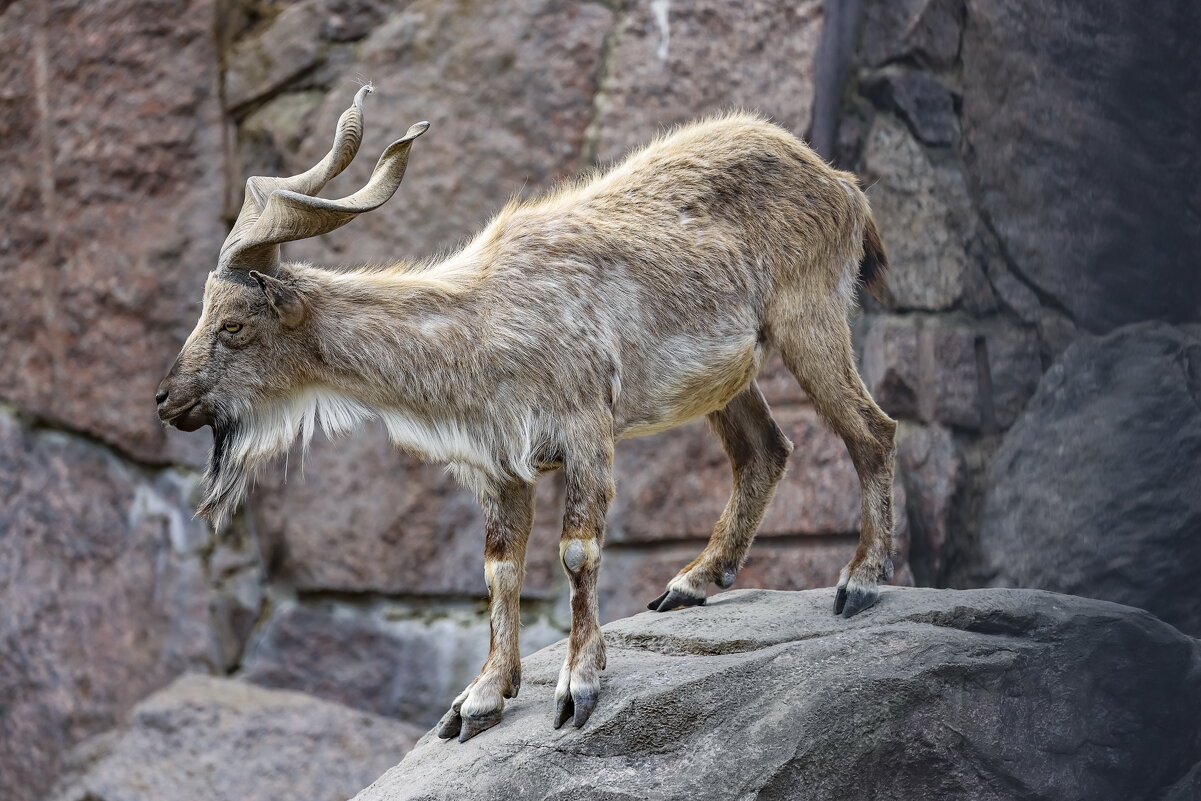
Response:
[[648, 588, 706, 612], [553, 693, 573, 729], [716, 567, 737, 589], [459, 709, 503, 742], [880, 557, 894, 582], [553, 687, 599, 729], [840, 583, 880, 618], [833, 585, 848, 615], [571, 690, 598, 728], [435, 707, 462, 740]]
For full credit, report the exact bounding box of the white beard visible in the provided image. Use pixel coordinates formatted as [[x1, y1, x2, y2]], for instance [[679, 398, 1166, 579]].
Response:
[[197, 389, 373, 530], [196, 388, 541, 529]]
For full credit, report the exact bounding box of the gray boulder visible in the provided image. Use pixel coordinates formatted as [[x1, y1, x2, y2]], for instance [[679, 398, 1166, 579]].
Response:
[[50, 675, 425, 801], [356, 587, 1201, 801], [961, 0, 1201, 332], [977, 323, 1201, 637]]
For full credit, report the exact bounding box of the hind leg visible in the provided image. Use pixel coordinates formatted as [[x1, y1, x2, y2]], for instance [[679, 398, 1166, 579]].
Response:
[[775, 310, 897, 617], [648, 382, 794, 612]]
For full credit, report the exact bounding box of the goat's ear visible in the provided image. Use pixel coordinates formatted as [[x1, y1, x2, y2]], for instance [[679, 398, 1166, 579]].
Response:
[[249, 270, 306, 328]]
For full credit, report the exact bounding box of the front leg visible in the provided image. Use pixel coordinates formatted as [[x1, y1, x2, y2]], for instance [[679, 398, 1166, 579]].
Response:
[[554, 436, 614, 729], [436, 479, 534, 742]]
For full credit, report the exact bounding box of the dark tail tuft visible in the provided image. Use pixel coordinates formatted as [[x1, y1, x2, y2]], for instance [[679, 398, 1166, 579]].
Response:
[[859, 212, 889, 300]]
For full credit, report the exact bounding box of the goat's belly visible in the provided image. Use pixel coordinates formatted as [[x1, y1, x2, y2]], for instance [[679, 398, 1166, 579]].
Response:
[[615, 338, 765, 439]]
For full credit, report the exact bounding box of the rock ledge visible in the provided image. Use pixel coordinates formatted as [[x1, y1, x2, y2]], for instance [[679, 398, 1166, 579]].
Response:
[[359, 587, 1201, 801]]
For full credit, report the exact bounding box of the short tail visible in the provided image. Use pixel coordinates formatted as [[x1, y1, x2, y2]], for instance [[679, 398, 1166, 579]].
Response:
[[859, 211, 889, 300]]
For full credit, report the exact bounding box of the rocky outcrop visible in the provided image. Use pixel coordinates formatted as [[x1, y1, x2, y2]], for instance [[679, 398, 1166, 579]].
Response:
[[896, 423, 961, 582], [848, 0, 1199, 587], [0, 0, 224, 465], [858, 113, 982, 312], [0, 409, 249, 801], [862, 315, 1042, 431], [49, 675, 425, 801], [977, 323, 1201, 637], [593, 0, 825, 162], [279, 0, 615, 267], [961, 0, 1201, 333], [357, 588, 1201, 801]]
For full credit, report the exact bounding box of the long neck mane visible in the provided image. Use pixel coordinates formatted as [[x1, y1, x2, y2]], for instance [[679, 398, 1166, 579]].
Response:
[[293, 247, 543, 480], [199, 235, 548, 529]]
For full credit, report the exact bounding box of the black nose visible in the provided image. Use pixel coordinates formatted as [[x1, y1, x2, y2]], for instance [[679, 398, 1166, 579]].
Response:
[[156, 388, 169, 405]]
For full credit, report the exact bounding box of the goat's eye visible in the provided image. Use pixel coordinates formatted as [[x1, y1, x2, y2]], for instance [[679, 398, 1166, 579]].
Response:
[[223, 322, 243, 334]]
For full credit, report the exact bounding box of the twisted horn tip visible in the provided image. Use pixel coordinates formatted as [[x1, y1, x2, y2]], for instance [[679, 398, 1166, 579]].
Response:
[[353, 83, 375, 109]]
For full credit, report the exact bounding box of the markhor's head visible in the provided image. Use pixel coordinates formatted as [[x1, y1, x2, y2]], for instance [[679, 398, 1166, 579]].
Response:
[[155, 84, 428, 528]]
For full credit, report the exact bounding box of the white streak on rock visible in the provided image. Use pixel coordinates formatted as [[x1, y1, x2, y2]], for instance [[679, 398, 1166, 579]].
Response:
[[651, 0, 671, 63]]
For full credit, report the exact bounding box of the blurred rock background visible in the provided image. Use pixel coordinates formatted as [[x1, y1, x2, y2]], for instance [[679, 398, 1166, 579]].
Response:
[[1, 0, 1198, 799]]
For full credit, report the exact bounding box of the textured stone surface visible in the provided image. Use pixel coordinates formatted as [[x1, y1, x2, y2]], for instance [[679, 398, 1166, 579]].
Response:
[[897, 423, 960, 581], [984, 322, 1047, 427], [962, 0, 1201, 333], [860, 114, 979, 311], [755, 352, 808, 407], [251, 423, 565, 598], [319, 0, 391, 43], [863, 315, 1041, 430], [358, 588, 1201, 801], [610, 405, 908, 541], [986, 259, 1042, 326], [1163, 763, 1201, 801], [239, 603, 565, 726], [978, 323, 1201, 637], [595, 0, 824, 163], [224, 0, 328, 110], [49, 675, 425, 801], [860, 315, 922, 420], [282, 0, 614, 266], [0, 0, 224, 465], [0, 409, 222, 801], [863, 68, 958, 147], [207, 538, 267, 671], [859, 0, 962, 69], [238, 90, 326, 181]]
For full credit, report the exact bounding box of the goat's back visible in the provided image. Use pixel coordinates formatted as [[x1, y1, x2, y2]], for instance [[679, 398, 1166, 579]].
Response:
[[489, 112, 867, 304], [459, 114, 872, 436]]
